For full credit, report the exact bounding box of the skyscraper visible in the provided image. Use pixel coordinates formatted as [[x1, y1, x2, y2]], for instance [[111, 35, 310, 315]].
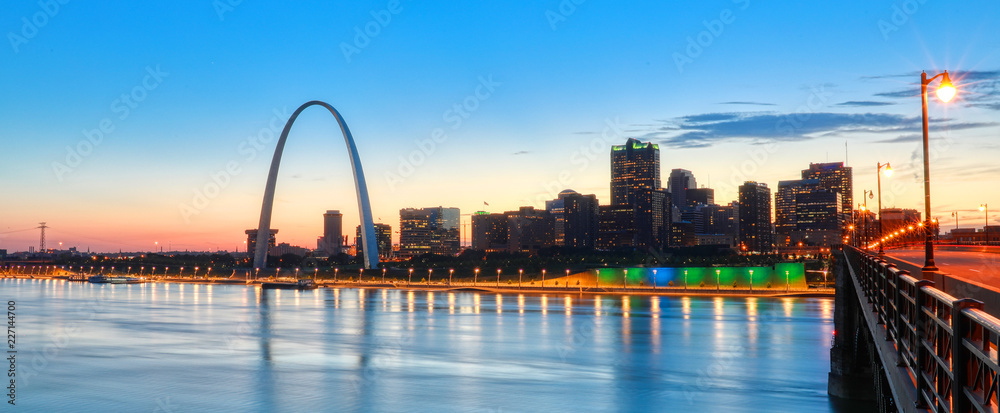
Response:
[[686, 187, 714, 208], [611, 138, 660, 206], [545, 190, 599, 249], [738, 181, 773, 253], [801, 162, 853, 221], [775, 179, 820, 246], [398, 207, 460, 258], [668, 169, 696, 210], [318, 210, 343, 256]]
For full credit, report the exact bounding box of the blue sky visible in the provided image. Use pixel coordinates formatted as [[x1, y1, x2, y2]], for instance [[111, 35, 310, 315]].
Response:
[[2, 0, 999, 252]]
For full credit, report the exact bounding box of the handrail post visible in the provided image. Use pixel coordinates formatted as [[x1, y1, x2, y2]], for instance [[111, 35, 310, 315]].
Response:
[[913, 279, 934, 408], [951, 298, 983, 413], [895, 270, 910, 365]]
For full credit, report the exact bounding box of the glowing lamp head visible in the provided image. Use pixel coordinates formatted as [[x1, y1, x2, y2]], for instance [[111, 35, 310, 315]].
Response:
[[936, 71, 956, 102], [981, 204, 987, 212], [883, 163, 893, 177]]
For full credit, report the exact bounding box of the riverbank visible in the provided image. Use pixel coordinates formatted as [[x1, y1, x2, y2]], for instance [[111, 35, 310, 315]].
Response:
[[3, 274, 834, 297]]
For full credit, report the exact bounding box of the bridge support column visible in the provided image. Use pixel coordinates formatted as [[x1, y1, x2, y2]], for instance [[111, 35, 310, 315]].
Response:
[[828, 252, 877, 401]]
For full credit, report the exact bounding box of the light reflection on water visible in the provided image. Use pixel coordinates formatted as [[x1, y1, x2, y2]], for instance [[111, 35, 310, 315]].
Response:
[[5, 279, 868, 412]]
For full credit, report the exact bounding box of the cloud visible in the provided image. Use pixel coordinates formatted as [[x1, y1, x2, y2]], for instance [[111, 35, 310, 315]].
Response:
[[642, 112, 996, 149], [874, 89, 917, 99], [874, 134, 921, 143], [835, 101, 895, 107], [512, 151, 529, 156], [869, 70, 1000, 110], [717, 101, 776, 106]]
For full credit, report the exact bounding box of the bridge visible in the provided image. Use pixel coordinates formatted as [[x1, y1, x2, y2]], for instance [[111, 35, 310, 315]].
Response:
[[830, 245, 1000, 412]]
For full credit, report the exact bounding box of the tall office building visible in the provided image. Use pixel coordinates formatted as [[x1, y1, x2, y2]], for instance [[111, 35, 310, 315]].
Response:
[[738, 181, 773, 253], [792, 189, 843, 245], [545, 190, 599, 249], [802, 162, 853, 222], [686, 187, 714, 209], [317, 210, 344, 256], [356, 223, 393, 259], [597, 204, 635, 250], [398, 207, 460, 258], [668, 169, 696, 210], [775, 179, 820, 245], [611, 138, 660, 206], [471, 212, 509, 253], [701, 202, 739, 246], [633, 188, 671, 249]]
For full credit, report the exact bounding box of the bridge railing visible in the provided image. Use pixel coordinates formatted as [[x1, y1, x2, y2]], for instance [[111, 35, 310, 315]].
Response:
[[845, 245, 1000, 413]]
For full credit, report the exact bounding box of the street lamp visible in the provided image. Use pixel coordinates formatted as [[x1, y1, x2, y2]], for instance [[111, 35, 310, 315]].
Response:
[[408, 268, 413, 285], [541, 269, 546, 287], [920, 70, 956, 272], [684, 270, 688, 291], [786, 270, 790, 293], [496, 268, 501, 287], [518, 269, 523, 289], [652, 269, 657, 289], [427, 269, 432, 286], [474, 268, 480, 285], [981, 204, 989, 246], [382, 268, 387, 283], [716, 269, 721, 291], [449, 268, 454, 286], [623, 269, 628, 289], [335, 267, 340, 283], [749, 269, 754, 293], [877, 162, 893, 257]]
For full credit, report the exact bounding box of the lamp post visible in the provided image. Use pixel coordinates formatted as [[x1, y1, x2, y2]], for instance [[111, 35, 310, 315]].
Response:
[[427, 269, 432, 286], [496, 269, 501, 288], [382, 268, 387, 283], [716, 269, 721, 292], [407, 268, 412, 285], [449, 268, 454, 286], [652, 269, 657, 289], [749, 269, 754, 293], [518, 269, 523, 289], [877, 162, 893, 257], [952, 211, 961, 245], [623, 269, 627, 289], [786, 270, 790, 293], [920, 70, 956, 272], [982, 204, 989, 246], [474, 268, 479, 285], [541, 269, 546, 287], [359, 268, 364, 283], [859, 204, 868, 249], [684, 270, 688, 291], [335, 267, 340, 283]]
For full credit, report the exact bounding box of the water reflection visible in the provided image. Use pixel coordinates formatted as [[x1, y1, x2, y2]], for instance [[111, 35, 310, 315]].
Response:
[[7, 280, 845, 412]]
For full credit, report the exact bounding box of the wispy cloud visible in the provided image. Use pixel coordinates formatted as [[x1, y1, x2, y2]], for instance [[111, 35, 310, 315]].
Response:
[[869, 70, 1000, 110], [717, 101, 776, 106], [638, 112, 996, 149], [512, 150, 529, 156], [836, 100, 895, 107]]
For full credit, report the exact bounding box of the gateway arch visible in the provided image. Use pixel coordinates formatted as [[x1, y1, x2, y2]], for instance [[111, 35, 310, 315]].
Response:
[[252, 101, 379, 270]]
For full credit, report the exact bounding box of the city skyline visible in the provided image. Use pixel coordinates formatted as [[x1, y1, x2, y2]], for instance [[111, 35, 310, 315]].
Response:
[[3, 1, 1000, 252]]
